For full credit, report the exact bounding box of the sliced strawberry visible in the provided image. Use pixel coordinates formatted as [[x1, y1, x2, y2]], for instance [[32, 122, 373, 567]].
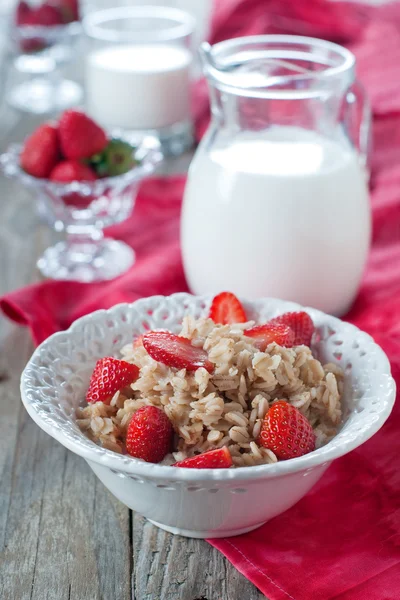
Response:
[[86, 357, 139, 404], [126, 406, 173, 463], [258, 400, 316, 460], [269, 312, 315, 346], [174, 447, 233, 469], [244, 323, 295, 350], [209, 292, 247, 324], [142, 332, 213, 373], [133, 330, 168, 349]]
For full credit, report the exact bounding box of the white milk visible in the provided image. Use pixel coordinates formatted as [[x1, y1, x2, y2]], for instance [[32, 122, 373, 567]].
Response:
[[86, 44, 192, 130], [182, 127, 371, 315]]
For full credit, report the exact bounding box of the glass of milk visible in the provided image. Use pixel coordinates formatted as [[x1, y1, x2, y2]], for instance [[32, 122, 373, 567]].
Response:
[[182, 36, 372, 316], [83, 6, 195, 156]]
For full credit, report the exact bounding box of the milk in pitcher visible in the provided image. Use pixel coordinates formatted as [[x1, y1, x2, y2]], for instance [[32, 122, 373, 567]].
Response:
[[182, 126, 370, 315]]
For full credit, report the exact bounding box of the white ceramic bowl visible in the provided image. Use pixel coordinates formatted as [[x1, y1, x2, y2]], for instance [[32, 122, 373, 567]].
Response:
[[20, 294, 396, 538]]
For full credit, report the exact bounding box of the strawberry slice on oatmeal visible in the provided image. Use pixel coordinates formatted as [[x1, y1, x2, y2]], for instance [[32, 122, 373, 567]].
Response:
[[77, 292, 342, 468]]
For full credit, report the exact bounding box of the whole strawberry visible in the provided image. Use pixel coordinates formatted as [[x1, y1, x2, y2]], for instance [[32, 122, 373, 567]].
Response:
[[50, 160, 97, 183], [258, 401, 316, 460], [21, 123, 60, 178], [126, 406, 173, 463], [269, 312, 314, 346], [174, 447, 233, 469], [58, 110, 108, 160], [86, 357, 139, 404]]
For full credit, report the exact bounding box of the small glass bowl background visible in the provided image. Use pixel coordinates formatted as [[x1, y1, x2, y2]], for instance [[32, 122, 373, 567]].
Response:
[[10, 21, 82, 59], [0, 133, 163, 282], [8, 20, 83, 114]]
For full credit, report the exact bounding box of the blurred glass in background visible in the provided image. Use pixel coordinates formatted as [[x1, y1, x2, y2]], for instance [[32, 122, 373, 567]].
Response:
[[84, 5, 196, 154], [0, 1, 211, 54], [86, 0, 212, 49]]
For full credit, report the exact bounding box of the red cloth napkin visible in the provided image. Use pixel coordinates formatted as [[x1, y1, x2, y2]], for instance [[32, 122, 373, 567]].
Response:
[[2, 1, 400, 598], [0, 177, 188, 345]]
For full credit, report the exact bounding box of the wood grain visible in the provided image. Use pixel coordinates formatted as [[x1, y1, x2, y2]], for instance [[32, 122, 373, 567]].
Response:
[[131, 515, 265, 600], [0, 54, 266, 600]]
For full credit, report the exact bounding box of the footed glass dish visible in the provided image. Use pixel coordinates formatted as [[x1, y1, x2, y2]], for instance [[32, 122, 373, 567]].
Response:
[[0, 133, 162, 282]]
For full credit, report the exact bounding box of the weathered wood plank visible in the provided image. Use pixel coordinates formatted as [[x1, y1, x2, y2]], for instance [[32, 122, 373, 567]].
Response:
[[0, 113, 52, 593], [0, 56, 266, 600], [0, 330, 33, 559], [132, 515, 265, 600], [0, 406, 132, 600], [29, 450, 131, 600], [130, 150, 266, 600], [0, 110, 132, 600]]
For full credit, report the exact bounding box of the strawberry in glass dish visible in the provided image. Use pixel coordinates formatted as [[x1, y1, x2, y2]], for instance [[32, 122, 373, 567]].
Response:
[[15, 0, 80, 30], [19, 110, 110, 182], [15, 1, 62, 53], [10, 0, 83, 113], [49, 161, 97, 183], [17, 2, 63, 27], [20, 123, 60, 179], [58, 109, 108, 161], [19, 109, 139, 186], [0, 109, 162, 282], [49, 0, 80, 23], [14, 0, 79, 53]]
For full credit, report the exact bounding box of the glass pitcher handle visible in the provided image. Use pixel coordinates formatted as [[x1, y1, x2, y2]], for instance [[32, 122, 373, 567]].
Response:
[[344, 80, 372, 174]]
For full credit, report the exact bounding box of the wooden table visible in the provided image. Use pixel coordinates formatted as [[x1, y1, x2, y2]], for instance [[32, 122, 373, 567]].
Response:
[[0, 55, 266, 600]]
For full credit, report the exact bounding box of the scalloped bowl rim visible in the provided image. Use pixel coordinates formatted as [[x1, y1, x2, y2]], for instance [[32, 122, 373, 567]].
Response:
[[20, 294, 396, 482]]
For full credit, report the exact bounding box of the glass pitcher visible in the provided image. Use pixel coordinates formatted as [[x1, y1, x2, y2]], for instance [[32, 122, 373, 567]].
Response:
[[181, 36, 371, 316]]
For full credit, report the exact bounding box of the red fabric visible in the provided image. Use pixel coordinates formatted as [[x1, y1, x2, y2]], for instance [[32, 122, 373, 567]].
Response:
[[2, 1, 400, 598], [0, 177, 188, 345]]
